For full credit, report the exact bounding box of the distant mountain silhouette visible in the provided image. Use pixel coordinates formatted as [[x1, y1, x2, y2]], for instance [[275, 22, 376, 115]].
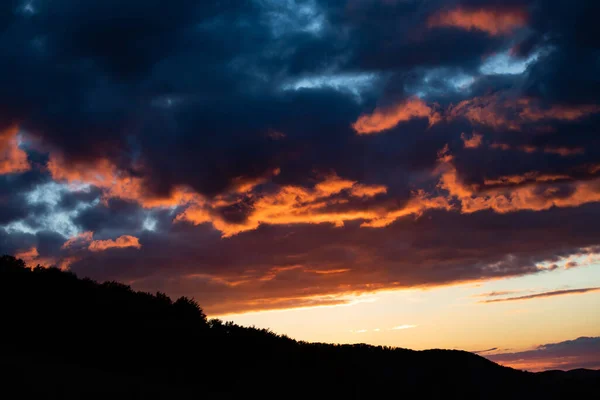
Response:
[[1, 255, 598, 399]]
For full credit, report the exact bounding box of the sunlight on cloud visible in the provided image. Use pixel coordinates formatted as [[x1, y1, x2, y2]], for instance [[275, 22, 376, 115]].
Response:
[[62, 231, 142, 252], [428, 7, 527, 36], [353, 97, 441, 134], [214, 292, 379, 318]]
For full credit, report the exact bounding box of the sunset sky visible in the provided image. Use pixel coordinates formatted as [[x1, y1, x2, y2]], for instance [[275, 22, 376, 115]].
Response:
[[1, 0, 599, 371]]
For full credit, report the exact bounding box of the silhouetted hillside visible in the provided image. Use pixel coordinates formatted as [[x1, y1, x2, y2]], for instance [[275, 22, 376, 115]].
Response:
[[1, 255, 598, 399]]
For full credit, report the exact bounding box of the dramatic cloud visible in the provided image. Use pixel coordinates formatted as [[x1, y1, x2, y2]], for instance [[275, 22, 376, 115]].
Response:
[[47, 155, 197, 208], [488, 337, 600, 371], [175, 174, 448, 236], [0, 0, 599, 315]]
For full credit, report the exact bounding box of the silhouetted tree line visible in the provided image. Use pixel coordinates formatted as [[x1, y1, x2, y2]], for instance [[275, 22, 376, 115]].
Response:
[[0, 255, 598, 399]]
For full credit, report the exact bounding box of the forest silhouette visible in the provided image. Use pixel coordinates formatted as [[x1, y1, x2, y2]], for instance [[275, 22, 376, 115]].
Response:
[[1, 255, 598, 399]]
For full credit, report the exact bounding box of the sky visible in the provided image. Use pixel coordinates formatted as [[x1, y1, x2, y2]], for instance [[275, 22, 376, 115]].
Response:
[[1, 0, 599, 372]]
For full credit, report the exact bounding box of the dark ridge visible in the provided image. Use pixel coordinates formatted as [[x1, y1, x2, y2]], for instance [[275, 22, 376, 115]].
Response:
[[1, 255, 598, 399]]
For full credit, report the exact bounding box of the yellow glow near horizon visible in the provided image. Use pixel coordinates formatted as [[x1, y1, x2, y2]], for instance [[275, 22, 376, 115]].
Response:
[[218, 262, 600, 360]]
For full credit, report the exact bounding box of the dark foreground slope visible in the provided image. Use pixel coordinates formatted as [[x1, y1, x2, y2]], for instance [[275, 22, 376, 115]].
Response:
[[0, 256, 598, 399]]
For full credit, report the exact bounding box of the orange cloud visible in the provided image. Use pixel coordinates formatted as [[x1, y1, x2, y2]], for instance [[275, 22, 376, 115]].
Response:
[[177, 174, 449, 236], [353, 97, 441, 135], [448, 95, 600, 131], [360, 190, 452, 228], [438, 153, 600, 214], [519, 102, 600, 123], [350, 184, 388, 198], [314, 175, 356, 195], [483, 172, 571, 186], [308, 269, 351, 275], [447, 172, 600, 214], [15, 247, 41, 265], [48, 155, 198, 208], [564, 261, 579, 269], [211, 294, 352, 316], [231, 168, 281, 194], [88, 235, 142, 252], [461, 132, 483, 149], [449, 95, 520, 130], [47, 155, 282, 211], [62, 231, 141, 252], [14, 246, 75, 271], [354, 95, 598, 136], [428, 7, 527, 36], [0, 125, 30, 175], [61, 231, 94, 249]]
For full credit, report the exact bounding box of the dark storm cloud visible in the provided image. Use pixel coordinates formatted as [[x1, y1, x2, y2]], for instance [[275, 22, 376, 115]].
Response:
[[1, 0, 600, 314], [67, 204, 600, 314], [0, 169, 49, 224], [73, 198, 146, 234], [1, 0, 272, 179], [0, 0, 529, 198]]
